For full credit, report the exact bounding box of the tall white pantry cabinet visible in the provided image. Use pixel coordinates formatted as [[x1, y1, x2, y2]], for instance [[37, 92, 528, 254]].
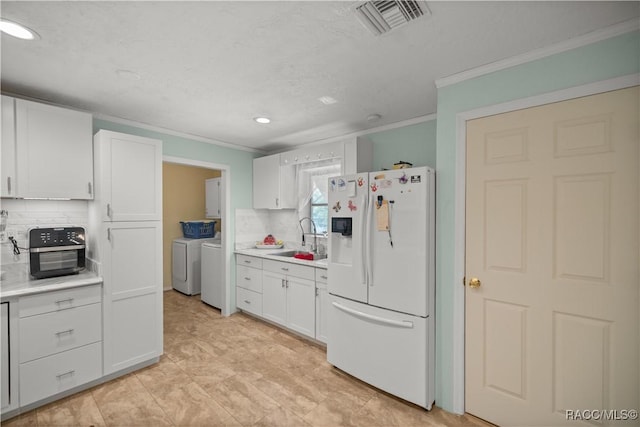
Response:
[[88, 130, 163, 375]]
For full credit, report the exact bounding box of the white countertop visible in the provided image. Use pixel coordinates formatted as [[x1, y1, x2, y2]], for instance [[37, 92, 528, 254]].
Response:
[[235, 247, 328, 269], [0, 264, 103, 301]]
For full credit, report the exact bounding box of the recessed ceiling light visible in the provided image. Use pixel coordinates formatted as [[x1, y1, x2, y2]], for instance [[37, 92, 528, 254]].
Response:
[[254, 117, 271, 124], [318, 96, 338, 105], [0, 18, 38, 40], [367, 113, 382, 122]]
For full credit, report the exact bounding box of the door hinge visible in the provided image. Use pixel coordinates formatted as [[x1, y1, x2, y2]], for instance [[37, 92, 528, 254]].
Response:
[[463, 276, 466, 286]]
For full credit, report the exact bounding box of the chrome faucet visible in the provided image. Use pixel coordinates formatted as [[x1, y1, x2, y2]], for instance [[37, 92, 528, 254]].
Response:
[[298, 217, 318, 253]]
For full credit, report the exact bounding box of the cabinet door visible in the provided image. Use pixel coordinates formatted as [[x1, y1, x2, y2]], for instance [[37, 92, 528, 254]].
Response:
[[102, 222, 162, 374], [15, 99, 93, 199], [1, 96, 16, 197], [205, 177, 221, 218], [253, 155, 280, 209], [262, 270, 286, 326], [95, 131, 162, 222], [1, 303, 9, 410], [286, 276, 315, 337], [315, 284, 328, 344]]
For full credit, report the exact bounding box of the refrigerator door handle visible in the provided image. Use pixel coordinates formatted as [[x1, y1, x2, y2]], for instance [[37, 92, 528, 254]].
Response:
[[358, 193, 368, 285], [332, 302, 414, 328], [365, 194, 375, 285]]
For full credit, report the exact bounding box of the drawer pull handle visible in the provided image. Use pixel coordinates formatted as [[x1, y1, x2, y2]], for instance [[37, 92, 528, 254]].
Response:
[[244, 277, 251, 281], [244, 300, 251, 304], [56, 370, 75, 379], [244, 260, 251, 264], [281, 267, 289, 271], [55, 298, 74, 306], [55, 329, 75, 336], [321, 275, 328, 279]]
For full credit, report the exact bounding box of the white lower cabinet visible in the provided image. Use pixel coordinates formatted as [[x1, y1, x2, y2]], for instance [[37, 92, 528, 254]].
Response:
[[1, 303, 11, 412], [235, 255, 263, 316], [17, 285, 103, 407], [315, 269, 329, 344], [236, 287, 262, 316], [285, 275, 315, 337], [19, 303, 101, 362], [262, 270, 287, 325], [262, 259, 315, 338], [19, 343, 102, 406], [235, 254, 328, 342]]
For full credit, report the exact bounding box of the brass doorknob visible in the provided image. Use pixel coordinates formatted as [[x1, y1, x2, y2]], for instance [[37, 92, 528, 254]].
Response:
[[469, 277, 481, 288]]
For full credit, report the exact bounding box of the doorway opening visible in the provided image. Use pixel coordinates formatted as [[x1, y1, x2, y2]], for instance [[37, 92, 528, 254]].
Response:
[[162, 155, 232, 316]]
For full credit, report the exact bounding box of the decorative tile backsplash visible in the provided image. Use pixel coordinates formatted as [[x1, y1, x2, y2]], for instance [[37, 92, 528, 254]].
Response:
[[235, 208, 326, 252], [0, 199, 88, 266]]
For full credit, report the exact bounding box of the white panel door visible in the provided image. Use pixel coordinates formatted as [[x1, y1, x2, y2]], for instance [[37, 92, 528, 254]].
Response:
[[368, 167, 434, 317], [285, 275, 315, 337], [15, 99, 93, 199], [253, 155, 280, 209], [102, 222, 162, 374], [315, 282, 329, 343], [261, 270, 286, 326], [94, 130, 162, 222], [1, 96, 16, 197], [465, 87, 639, 426], [1, 303, 9, 410], [109, 136, 162, 221], [205, 177, 221, 218]]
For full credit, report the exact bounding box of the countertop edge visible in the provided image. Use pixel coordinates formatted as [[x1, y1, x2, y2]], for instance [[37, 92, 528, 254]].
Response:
[[0, 275, 103, 301], [234, 248, 328, 269]]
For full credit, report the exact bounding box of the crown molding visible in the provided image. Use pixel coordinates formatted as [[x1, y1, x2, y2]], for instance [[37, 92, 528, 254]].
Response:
[[435, 18, 640, 89], [93, 113, 264, 154], [284, 113, 437, 153]]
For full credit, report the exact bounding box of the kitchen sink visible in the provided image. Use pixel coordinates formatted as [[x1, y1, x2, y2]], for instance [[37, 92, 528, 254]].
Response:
[[270, 250, 327, 261]]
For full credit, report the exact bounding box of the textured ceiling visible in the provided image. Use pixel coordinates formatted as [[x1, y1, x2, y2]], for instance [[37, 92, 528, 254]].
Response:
[[1, 1, 638, 152]]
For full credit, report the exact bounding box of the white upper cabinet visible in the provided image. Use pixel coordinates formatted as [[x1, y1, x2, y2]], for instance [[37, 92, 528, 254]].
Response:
[[93, 130, 162, 221], [205, 177, 221, 218], [14, 99, 94, 199], [342, 136, 373, 174], [252, 154, 295, 209], [1, 96, 16, 197]]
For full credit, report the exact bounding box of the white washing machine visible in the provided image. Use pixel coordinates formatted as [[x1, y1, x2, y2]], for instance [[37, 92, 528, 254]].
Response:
[[201, 239, 222, 309], [172, 237, 216, 295]]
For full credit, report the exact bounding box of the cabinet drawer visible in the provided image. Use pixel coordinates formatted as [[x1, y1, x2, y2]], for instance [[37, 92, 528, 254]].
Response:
[[236, 265, 263, 293], [236, 254, 263, 269], [19, 303, 101, 363], [19, 285, 101, 318], [263, 259, 315, 281], [20, 342, 102, 406], [315, 268, 328, 284], [237, 287, 262, 316]]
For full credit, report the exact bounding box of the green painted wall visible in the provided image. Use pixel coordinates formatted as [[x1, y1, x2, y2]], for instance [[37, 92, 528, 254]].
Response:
[[93, 119, 259, 310], [366, 119, 437, 170], [435, 31, 640, 411]]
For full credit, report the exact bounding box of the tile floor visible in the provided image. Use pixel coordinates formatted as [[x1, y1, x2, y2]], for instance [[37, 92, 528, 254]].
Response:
[[4, 290, 495, 427]]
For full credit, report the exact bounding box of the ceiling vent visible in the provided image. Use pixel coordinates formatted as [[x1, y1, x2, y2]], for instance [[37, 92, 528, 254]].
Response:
[[355, 1, 431, 36]]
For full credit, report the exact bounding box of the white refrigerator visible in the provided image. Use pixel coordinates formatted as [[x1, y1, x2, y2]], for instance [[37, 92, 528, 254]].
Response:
[[327, 166, 435, 410]]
